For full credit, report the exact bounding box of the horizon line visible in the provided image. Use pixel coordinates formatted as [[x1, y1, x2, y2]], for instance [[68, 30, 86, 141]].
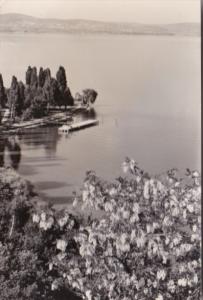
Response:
[[0, 12, 200, 25]]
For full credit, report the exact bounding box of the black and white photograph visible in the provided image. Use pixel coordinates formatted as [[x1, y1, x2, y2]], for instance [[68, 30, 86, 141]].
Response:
[[0, 0, 201, 299]]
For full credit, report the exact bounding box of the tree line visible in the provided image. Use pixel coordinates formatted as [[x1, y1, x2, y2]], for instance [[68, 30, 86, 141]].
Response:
[[0, 66, 74, 121]]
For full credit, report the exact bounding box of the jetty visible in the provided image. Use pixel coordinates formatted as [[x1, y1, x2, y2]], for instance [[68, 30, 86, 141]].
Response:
[[0, 112, 72, 135], [58, 119, 99, 133]]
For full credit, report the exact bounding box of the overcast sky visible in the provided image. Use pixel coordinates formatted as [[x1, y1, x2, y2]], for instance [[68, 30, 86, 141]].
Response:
[[0, 0, 200, 23]]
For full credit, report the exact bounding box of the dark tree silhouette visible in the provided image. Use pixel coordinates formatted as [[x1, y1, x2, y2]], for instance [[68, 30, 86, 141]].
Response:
[[56, 66, 67, 92], [63, 87, 74, 107], [0, 74, 7, 108], [8, 76, 21, 118], [38, 67, 46, 88], [0, 141, 5, 167], [44, 68, 51, 81], [3, 65, 84, 120], [56, 66, 74, 107], [18, 81, 25, 110], [30, 94, 48, 118], [25, 66, 32, 85], [30, 67, 38, 88]]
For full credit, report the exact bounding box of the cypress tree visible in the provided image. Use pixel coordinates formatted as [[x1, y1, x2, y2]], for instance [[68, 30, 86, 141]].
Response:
[[30, 67, 38, 87], [18, 81, 25, 111], [63, 87, 74, 107], [38, 67, 46, 87], [25, 66, 32, 85], [0, 74, 7, 108], [56, 66, 67, 92], [8, 76, 24, 118], [8, 76, 19, 119]]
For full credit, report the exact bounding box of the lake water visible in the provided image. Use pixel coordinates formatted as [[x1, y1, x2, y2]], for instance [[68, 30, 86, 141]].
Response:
[[0, 33, 201, 205]]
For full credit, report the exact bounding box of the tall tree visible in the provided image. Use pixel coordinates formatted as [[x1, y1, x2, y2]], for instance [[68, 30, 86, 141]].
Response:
[[38, 67, 46, 88], [56, 66, 74, 108], [8, 76, 21, 119], [63, 87, 74, 107], [18, 81, 25, 111], [56, 66, 67, 92], [30, 67, 38, 88], [25, 66, 32, 85], [0, 74, 7, 108]]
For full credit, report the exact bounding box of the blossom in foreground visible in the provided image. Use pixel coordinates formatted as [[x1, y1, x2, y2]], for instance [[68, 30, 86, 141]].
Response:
[[32, 213, 40, 223], [56, 239, 67, 252], [155, 294, 163, 300], [39, 216, 54, 230], [157, 269, 166, 281], [167, 280, 175, 293], [178, 278, 187, 287], [51, 280, 59, 291], [85, 290, 92, 300]]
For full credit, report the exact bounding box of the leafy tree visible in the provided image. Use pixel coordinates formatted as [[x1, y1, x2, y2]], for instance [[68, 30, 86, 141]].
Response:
[[30, 94, 48, 118], [83, 89, 97, 104]]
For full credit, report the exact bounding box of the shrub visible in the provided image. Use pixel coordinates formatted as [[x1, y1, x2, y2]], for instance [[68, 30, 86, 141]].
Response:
[[0, 159, 201, 300], [49, 159, 201, 300]]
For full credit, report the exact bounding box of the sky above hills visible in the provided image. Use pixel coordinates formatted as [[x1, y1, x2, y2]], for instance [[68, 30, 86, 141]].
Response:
[[0, 0, 200, 24]]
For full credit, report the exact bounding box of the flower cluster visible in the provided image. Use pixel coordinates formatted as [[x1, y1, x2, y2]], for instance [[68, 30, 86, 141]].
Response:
[[51, 159, 200, 300], [2, 161, 200, 300]]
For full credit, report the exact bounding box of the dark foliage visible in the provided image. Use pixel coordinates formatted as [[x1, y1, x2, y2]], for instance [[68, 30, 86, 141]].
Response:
[[0, 73, 7, 108]]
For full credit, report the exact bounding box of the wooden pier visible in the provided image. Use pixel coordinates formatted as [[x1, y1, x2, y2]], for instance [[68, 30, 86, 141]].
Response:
[[58, 119, 99, 133]]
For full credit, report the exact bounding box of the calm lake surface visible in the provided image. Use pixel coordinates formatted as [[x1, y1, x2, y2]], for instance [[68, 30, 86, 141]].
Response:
[[0, 33, 201, 205]]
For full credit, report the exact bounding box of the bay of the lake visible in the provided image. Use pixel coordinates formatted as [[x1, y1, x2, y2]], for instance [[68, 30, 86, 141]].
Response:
[[0, 33, 200, 205]]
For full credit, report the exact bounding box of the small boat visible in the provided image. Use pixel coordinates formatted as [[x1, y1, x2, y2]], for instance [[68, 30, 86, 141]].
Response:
[[58, 119, 99, 133]]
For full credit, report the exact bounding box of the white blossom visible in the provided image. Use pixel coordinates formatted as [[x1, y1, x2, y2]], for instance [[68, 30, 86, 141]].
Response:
[[85, 290, 92, 300], [193, 274, 198, 284], [32, 213, 40, 223], [155, 294, 163, 300], [56, 239, 67, 252], [143, 180, 150, 199], [157, 269, 166, 280], [178, 278, 187, 287], [41, 212, 46, 222], [187, 204, 194, 213], [167, 280, 175, 293], [51, 281, 59, 291], [82, 190, 89, 202]]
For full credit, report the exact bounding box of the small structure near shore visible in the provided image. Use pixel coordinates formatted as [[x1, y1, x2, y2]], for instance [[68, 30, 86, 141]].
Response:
[[58, 119, 99, 133]]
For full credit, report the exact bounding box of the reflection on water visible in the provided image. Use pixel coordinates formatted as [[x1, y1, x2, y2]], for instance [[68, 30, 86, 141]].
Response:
[[18, 127, 61, 156], [79, 108, 97, 120], [0, 136, 21, 169]]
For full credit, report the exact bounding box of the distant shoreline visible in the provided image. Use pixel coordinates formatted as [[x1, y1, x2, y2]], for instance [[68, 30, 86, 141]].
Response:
[[0, 13, 200, 37], [0, 31, 200, 38]]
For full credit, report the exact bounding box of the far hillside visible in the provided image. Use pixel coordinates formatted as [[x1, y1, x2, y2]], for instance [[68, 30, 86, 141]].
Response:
[[0, 13, 200, 36]]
